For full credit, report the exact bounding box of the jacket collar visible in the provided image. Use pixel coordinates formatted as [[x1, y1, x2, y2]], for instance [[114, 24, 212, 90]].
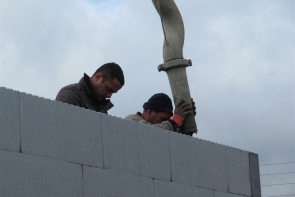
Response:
[[83, 73, 94, 93], [79, 73, 93, 97]]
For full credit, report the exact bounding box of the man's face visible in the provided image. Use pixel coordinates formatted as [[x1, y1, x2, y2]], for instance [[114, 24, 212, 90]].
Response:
[[91, 73, 122, 101], [147, 110, 172, 124]]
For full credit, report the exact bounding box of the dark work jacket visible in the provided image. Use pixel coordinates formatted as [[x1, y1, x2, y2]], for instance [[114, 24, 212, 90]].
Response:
[[55, 73, 114, 113]]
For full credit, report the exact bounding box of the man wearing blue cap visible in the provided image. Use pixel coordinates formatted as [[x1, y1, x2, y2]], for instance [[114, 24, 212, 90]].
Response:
[[124, 93, 195, 133]]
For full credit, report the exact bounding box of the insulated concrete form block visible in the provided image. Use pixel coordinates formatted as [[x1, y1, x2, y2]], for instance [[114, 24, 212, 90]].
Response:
[[155, 179, 214, 197], [137, 123, 171, 181], [83, 166, 155, 197], [249, 152, 262, 197], [214, 191, 250, 197], [170, 133, 192, 184], [227, 147, 251, 196], [0, 150, 83, 197], [20, 93, 103, 167], [0, 87, 20, 152], [170, 132, 228, 192], [139, 176, 155, 197], [102, 114, 140, 175]]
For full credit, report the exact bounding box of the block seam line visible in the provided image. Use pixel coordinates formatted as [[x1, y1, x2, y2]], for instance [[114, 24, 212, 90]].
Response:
[[226, 147, 229, 193], [215, 190, 251, 197], [101, 114, 105, 169], [153, 178, 156, 197], [248, 152, 252, 197], [170, 178, 220, 192], [6, 149, 99, 168], [168, 132, 172, 182], [81, 165, 84, 197], [18, 92, 22, 153], [135, 122, 141, 176]]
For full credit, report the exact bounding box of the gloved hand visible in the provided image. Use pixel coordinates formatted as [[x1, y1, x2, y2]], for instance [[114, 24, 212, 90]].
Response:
[[191, 98, 196, 117], [171, 100, 193, 128]]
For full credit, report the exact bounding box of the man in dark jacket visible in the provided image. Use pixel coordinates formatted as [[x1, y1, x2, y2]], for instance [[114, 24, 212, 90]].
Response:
[[56, 62, 124, 113], [124, 93, 196, 135]]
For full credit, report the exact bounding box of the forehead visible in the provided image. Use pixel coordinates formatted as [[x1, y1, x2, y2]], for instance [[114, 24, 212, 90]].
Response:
[[155, 112, 171, 119]]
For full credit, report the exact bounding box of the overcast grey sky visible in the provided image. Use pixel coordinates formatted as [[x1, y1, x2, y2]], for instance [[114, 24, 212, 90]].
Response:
[[1, 0, 294, 196]]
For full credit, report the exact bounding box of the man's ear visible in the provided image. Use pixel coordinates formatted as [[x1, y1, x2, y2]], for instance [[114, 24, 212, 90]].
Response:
[[93, 72, 103, 82], [146, 109, 152, 117], [143, 109, 152, 122]]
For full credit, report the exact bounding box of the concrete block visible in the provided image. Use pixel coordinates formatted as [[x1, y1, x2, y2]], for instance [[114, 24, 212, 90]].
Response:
[[170, 132, 228, 191], [0, 87, 20, 152], [214, 190, 250, 197], [155, 179, 214, 197], [249, 152, 262, 197], [192, 138, 228, 191], [137, 123, 171, 181], [102, 114, 139, 175], [139, 176, 155, 197], [0, 150, 83, 197], [169, 133, 193, 184], [227, 147, 251, 196], [83, 166, 155, 197], [20, 93, 103, 167]]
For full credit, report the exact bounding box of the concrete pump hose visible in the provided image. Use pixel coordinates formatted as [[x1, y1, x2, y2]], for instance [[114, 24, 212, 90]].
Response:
[[152, 0, 185, 62]]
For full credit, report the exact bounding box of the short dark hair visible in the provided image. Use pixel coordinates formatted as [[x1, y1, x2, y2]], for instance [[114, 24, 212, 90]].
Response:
[[92, 62, 125, 86]]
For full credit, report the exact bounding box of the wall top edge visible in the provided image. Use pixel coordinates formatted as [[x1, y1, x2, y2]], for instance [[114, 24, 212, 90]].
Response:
[[0, 86, 257, 154]]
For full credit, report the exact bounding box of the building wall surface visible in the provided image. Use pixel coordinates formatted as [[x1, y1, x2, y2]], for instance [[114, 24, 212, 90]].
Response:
[[0, 87, 261, 197]]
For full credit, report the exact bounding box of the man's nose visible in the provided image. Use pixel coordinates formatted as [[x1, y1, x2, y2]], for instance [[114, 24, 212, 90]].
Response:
[[106, 92, 113, 98]]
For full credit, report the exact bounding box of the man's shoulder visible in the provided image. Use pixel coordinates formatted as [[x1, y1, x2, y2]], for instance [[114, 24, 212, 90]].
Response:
[[59, 82, 81, 91], [55, 82, 84, 105], [124, 113, 143, 122]]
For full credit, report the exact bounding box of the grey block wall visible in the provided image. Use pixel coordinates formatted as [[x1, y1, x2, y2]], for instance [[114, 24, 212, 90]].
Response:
[[0, 150, 83, 197], [227, 148, 251, 196], [0, 87, 261, 197], [170, 133, 228, 191], [20, 92, 104, 167], [0, 88, 20, 152]]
